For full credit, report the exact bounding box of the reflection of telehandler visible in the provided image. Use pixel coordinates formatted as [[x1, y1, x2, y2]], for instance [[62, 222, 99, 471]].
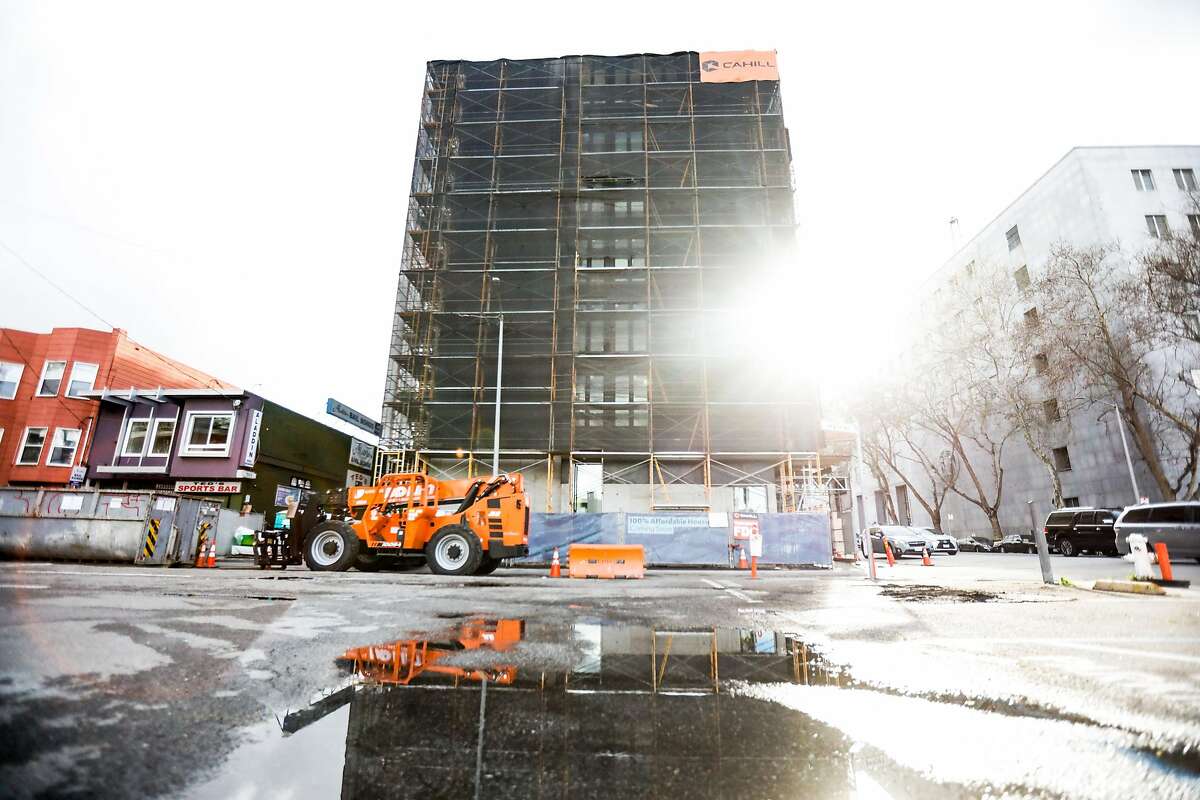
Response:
[[303, 472, 530, 575], [336, 619, 524, 686]]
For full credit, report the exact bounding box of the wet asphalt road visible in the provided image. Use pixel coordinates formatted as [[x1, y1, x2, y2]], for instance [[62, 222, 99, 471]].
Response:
[[0, 557, 1197, 799]]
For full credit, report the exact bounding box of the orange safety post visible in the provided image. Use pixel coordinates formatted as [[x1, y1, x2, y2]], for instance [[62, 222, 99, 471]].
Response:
[[750, 555, 758, 579], [1153, 543, 1174, 582], [883, 539, 896, 567], [568, 544, 645, 580]]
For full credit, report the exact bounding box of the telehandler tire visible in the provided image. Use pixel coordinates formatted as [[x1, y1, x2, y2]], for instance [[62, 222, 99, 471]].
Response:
[[303, 520, 359, 572], [425, 526, 483, 576]]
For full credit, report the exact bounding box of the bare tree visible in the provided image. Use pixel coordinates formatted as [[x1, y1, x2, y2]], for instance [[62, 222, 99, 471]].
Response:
[[1036, 242, 1200, 500], [955, 267, 1073, 507], [1140, 193, 1200, 352], [908, 362, 1015, 540]]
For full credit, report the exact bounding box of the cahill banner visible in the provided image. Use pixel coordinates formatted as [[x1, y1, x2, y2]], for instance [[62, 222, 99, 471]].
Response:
[[699, 50, 779, 83]]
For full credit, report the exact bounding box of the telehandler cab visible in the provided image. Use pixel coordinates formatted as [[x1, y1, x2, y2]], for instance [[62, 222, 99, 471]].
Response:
[[302, 472, 529, 576]]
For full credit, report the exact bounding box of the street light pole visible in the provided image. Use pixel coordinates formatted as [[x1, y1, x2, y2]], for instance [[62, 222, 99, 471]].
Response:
[[1106, 400, 1141, 503]]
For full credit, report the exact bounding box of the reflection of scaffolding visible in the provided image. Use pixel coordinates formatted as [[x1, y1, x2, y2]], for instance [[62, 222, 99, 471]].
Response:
[[380, 53, 819, 510]]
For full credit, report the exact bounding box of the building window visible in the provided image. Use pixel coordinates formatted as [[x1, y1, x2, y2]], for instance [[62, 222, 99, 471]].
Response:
[[1033, 353, 1049, 375], [1052, 446, 1072, 472], [36, 361, 66, 397], [46, 428, 81, 467], [734, 485, 770, 513], [182, 412, 234, 456], [1013, 265, 1031, 290], [1174, 168, 1198, 192], [1131, 169, 1155, 191], [121, 419, 151, 457], [149, 419, 177, 457], [16, 427, 47, 465], [1189, 214, 1200, 239], [1146, 214, 1170, 238], [0, 362, 23, 400], [1043, 398, 1061, 422], [1006, 225, 1021, 251], [1063, 496, 1080, 508], [66, 362, 98, 398], [1024, 307, 1040, 327]]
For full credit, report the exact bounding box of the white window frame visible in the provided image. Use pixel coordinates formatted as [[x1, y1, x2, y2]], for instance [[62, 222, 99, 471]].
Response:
[[0, 362, 24, 400], [1131, 169, 1155, 191], [1174, 168, 1198, 192], [36, 360, 67, 397], [65, 362, 99, 399], [120, 418, 152, 458], [180, 411, 237, 457], [46, 427, 82, 467], [16, 427, 48, 465], [1146, 214, 1170, 239], [148, 418, 178, 457]]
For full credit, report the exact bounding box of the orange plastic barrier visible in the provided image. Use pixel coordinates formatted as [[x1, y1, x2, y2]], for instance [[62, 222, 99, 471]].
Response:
[[568, 544, 645, 580]]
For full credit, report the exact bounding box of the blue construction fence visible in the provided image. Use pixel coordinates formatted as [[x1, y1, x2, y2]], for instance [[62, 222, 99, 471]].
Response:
[[519, 511, 832, 568]]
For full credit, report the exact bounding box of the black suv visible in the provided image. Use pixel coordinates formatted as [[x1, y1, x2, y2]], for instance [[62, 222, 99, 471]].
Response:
[[1043, 508, 1121, 557]]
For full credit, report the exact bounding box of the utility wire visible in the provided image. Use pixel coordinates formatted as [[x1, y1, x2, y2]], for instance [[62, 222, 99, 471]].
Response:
[[0, 238, 239, 397]]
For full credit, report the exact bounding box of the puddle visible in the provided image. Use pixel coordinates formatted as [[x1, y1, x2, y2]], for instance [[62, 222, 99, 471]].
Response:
[[878, 584, 999, 603], [195, 619, 1200, 799]]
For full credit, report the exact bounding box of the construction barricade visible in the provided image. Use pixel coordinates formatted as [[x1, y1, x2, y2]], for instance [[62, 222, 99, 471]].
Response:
[[568, 544, 645, 579]]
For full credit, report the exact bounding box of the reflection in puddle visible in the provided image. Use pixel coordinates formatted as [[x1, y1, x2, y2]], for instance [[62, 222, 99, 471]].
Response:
[[200, 618, 1199, 799], [335, 618, 523, 687], [209, 619, 874, 800]]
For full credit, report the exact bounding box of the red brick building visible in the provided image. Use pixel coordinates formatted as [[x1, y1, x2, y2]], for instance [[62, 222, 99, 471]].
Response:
[[0, 327, 235, 487]]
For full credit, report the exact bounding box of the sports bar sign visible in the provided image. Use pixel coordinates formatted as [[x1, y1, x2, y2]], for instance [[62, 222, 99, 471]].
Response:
[[175, 481, 241, 494], [698, 50, 779, 83]]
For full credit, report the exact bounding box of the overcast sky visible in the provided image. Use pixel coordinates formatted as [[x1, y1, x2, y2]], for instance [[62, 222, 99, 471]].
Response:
[[2, 0, 1198, 439]]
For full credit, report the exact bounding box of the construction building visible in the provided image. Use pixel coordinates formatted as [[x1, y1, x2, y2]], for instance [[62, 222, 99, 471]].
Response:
[[380, 51, 823, 513]]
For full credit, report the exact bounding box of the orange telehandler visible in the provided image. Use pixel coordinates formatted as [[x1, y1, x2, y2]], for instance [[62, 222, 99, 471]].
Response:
[[302, 472, 529, 576]]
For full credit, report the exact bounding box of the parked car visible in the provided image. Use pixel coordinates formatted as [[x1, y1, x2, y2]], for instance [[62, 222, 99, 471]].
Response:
[[917, 527, 959, 555], [861, 525, 940, 558], [956, 537, 993, 552], [1043, 507, 1121, 557], [1114, 501, 1200, 561], [998, 533, 1036, 554]]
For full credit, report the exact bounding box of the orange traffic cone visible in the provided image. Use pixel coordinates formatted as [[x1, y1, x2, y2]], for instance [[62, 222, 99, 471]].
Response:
[[921, 547, 932, 567], [550, 547, 562, 578], [738, 546, 748, 570], [207, 538, 217, 568], [883, 539, 896, 567], [195, 535, 207, 568]]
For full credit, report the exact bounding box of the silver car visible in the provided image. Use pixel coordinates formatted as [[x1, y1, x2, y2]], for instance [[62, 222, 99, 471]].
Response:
[[1114, 502, 1200, 560]]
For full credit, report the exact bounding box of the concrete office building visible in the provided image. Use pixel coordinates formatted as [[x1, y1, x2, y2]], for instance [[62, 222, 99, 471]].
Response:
[[854, 145, 1200, 538], [380, 52, 823, 514]]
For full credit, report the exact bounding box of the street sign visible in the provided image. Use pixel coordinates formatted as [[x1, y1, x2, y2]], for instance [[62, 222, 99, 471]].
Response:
[[326, 398, 382, 437], [349, 437, 375, 470]]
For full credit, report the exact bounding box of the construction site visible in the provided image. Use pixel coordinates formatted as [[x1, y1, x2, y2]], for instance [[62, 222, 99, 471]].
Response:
[[380, 51, 831, 515]]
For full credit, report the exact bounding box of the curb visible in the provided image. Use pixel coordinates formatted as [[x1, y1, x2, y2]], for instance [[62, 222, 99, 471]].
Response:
[[1092, 580, 1166, 596]]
